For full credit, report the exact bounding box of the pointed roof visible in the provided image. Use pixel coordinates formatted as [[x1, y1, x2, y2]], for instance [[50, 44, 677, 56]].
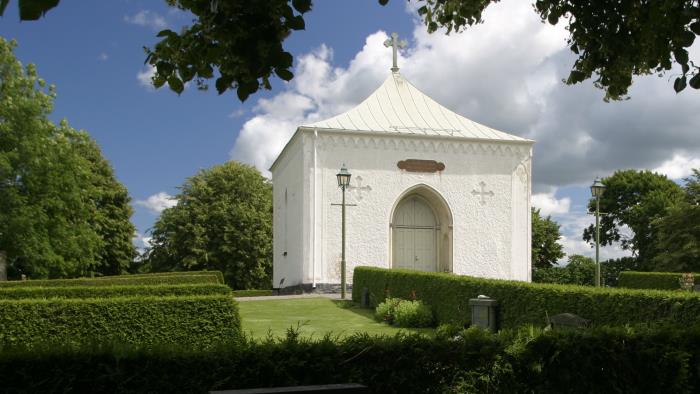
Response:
[[302, 72, 532, 143]]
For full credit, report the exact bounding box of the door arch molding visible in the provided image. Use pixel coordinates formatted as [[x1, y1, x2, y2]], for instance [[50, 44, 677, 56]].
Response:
[[389, 184, 453, 272]]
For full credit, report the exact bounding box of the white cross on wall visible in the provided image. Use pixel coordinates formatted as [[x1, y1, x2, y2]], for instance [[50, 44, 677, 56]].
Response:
[[471, 181, 494, 205], [384, 32, 407, 72], [348, 175, 372, 201]]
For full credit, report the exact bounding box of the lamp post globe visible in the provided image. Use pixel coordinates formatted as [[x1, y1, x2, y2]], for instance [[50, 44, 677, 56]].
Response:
[[591, 177, 606, 287], [337, 164, 351, 299], [337, 164, 351, 189], [591, 178, 606, 198]]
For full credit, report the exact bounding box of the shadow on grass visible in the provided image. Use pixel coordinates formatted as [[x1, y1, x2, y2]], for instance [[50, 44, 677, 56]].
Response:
[[331, 299, 434, 337]]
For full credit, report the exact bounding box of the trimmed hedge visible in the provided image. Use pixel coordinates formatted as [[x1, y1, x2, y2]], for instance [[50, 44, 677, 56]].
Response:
[[0, 283, 231, 300], [1, 327, 700, 393], [352, 267, 700, 328], [97, 270, 226, 284], [618, 271, 695, 290], [0, 295, 241, 348], [0, 271, 223, 288]]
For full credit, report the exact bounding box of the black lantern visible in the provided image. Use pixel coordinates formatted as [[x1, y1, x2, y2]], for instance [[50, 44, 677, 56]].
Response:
[[590, 178, 606, 198], [336, 164, 352, 189]]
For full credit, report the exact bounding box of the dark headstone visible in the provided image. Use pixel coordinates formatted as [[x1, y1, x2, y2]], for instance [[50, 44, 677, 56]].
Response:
[[468, 297, 499, 332], [549, 313, 591, 329], [211, 383, 369, 394], [361, 287, 370, 307]]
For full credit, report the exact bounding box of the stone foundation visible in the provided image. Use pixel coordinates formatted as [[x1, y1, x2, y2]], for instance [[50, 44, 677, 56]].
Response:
[[276, 283, 352, 295]]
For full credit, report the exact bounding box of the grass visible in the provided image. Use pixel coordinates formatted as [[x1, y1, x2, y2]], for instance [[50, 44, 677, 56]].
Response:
[[238, 297, 434, 340]]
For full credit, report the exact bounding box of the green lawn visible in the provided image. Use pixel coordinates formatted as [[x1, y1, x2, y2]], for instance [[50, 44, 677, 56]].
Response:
[[238, 297, 433, 340]]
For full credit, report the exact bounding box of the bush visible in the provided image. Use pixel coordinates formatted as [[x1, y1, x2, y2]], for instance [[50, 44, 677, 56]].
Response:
[[0, 283, 231, 300], [352, 267, 700, 329], [374, 297, 401, 324], [102, 270, 226, 284], [393, 300, 433, 327], [0, 295, 241, 348], [2, 326, 700, 393], [618, 271, 696, 290], [375, 298, 433, 328], [0, 271, 223, 288]]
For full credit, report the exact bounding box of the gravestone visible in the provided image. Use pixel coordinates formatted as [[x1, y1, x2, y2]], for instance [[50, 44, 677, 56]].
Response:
[[468, 296, 499, 331], [549, 313, 591, 329]]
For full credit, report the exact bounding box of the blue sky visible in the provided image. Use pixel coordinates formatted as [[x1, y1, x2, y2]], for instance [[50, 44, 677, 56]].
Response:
[[2, 0, 699, 263]]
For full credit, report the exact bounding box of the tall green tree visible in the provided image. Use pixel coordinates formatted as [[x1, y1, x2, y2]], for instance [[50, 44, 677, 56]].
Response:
[[651, 169, 700, 272], [4, 0, 699, 100], [531, 208, 565, 269], [70, 131, 137, 275], [582, 170, 685, 268], [0, 37, 135, 279], [684, 168, 700, 205], [145, 161, 272, 289]]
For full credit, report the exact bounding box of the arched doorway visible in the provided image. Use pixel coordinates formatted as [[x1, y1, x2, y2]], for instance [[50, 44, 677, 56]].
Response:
[[391, 185, 453, 272]]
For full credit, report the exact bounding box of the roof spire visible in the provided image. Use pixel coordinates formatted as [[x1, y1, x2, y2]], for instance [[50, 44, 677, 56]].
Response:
[[383, 32, 407, 73]]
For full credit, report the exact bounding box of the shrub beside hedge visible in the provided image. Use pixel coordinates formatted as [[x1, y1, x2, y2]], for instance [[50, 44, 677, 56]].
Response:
[[618, 271, 696, 290], [0, 295, 241, 348], [352, 267, 700, 328], [1, 327, 700, 393], [0, 283, 231, 300], [0, 271, 223, 288]]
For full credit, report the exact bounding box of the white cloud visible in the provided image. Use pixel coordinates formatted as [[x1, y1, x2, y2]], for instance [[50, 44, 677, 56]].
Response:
[[132, 232, 153, 256], [653, 153, 700, 180], [135, 192, 177, 214], [124, 10, 167, 30], [532, 190, 571, 216], [137, 65, 156, 90], [551, 209, 633, 264], [98, 52, 108, 61], [230, 0, 700, 189]]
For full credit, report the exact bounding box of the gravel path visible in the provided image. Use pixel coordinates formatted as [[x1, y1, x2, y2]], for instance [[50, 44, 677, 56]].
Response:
[[235, 293, 344, 302]]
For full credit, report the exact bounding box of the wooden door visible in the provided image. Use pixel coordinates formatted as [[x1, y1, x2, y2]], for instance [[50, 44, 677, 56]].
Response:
[[393, 196, 437, 272]]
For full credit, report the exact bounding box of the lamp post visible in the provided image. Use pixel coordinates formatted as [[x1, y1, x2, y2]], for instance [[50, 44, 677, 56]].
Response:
[[590, 178, 606, 287], [336, 164, 352, 299]]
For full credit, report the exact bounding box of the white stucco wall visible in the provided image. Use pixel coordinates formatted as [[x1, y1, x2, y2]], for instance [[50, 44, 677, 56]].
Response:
[[273, 128, 533, 288], [271, 135, 305, 288]]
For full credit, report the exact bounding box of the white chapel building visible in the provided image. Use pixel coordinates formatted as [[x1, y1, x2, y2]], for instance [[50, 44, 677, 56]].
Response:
[[271, 35, 534, 291]]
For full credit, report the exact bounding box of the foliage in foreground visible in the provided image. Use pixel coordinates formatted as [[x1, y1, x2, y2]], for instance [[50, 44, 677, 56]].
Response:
[[145, 161, 272, 290], [2, 326, 700, 393], [354, 267, 700, 329], [5, 1, 700, 100]]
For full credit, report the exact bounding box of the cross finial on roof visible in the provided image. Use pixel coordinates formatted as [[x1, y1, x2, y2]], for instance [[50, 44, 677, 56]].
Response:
[[384, 32, 407, 73]]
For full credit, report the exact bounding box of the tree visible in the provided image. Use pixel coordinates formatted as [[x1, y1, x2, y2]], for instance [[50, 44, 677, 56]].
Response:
[[684, 168, 700, 205], [0, 37, 135, 279], [651, 169, 700, 272], [3, 0, 699, 101], [70, 132, 137, 275], [531, 208, 565, 269], [582, 170, 685, 268], [145, 161, 272, 289], [600, 256, 640, 287], [532, 254, 595, 286]]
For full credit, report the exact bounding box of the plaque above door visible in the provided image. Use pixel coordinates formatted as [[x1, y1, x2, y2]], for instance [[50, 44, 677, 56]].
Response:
[[397, 159, 445, 173]]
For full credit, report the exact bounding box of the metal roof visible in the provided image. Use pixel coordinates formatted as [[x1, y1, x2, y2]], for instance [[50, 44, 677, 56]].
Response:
[[303, 72, 532, 143]]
